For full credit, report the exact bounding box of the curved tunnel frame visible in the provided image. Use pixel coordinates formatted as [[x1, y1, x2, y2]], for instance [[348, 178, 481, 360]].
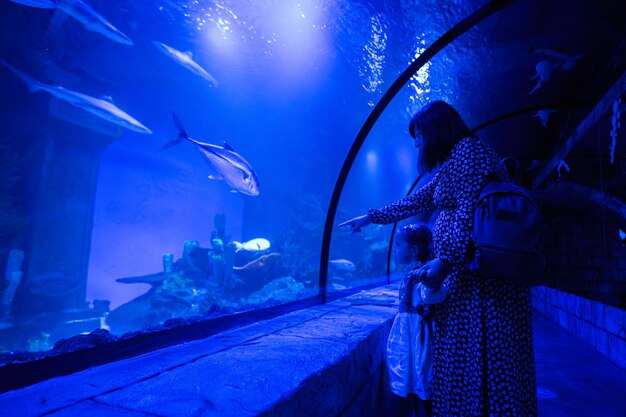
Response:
[[319, 0, 518, 302]]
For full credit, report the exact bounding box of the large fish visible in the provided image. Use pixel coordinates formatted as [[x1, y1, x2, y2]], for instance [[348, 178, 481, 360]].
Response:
[[153, 42, 218, 86], [9, 0, 133, 46], [166, 112, 260, 196], [1, 60, 152, 134]]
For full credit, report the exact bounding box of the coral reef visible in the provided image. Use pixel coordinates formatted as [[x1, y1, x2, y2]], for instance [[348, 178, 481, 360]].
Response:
[[246, 276, 312, 305], [107, 213, 239, 334], [104, 202, 346, 337]]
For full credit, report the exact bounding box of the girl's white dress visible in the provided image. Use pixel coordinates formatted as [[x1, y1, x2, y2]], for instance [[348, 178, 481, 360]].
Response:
[[386, 270, 448, 399]]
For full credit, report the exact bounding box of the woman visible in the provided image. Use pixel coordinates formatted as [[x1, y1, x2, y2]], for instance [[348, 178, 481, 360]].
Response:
[[339, 101, 537, 416]]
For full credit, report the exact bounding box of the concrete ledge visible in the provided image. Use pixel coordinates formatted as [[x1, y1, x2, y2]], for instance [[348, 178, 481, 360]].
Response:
[[0, 286, 399, 417]]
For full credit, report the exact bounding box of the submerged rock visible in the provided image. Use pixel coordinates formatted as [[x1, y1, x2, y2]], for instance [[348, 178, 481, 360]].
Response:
[[53, 328, 118, 353], [246, 276, 307, 305]]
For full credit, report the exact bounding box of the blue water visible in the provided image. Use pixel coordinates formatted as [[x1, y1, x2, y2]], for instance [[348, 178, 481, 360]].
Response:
[[0, 0, 474, 349]]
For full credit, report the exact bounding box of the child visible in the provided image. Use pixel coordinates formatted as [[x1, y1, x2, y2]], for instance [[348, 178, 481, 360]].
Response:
[[386, 224, 448, 417]]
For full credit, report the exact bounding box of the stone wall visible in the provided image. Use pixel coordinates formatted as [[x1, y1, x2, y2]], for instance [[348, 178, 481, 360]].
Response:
[[532, 286, 626, 371], [541, 206, 626, 309], [0, 286, 402, 417]]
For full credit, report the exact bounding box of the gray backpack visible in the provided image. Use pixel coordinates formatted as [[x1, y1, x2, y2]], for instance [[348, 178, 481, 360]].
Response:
[[467, 181, 544, 285]]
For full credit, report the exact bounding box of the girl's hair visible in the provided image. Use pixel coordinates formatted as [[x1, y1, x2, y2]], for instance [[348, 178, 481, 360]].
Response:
[[409, 100, 477, 173], [397, 224, 433, 263]]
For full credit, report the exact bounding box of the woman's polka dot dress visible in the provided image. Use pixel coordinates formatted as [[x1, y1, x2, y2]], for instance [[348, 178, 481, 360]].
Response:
[[369, 137, 537, 416]]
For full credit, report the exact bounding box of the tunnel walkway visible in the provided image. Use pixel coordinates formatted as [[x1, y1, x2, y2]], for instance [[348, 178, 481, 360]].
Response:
[[533, 310, 626, 417]]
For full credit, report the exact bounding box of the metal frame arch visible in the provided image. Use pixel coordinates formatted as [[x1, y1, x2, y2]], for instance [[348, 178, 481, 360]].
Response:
[[319, 0, 519, 302]]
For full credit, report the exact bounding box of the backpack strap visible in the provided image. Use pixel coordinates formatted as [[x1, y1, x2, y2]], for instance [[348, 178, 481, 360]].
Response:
[[498, 157, 521, 184]]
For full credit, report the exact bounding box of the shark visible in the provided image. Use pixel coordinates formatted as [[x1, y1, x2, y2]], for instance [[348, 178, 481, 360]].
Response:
[[166, 112, 260, 196], [9, 0, 133, 45], [1, 60, 152, 134], [233, 253, 281, 271], [153, 41, 218, 86]]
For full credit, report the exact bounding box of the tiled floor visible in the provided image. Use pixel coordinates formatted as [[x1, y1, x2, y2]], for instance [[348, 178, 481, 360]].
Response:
[[534, 311, 626, 417]]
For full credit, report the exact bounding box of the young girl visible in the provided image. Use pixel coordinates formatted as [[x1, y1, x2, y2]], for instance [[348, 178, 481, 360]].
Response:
[[386, 224, 447, 417]]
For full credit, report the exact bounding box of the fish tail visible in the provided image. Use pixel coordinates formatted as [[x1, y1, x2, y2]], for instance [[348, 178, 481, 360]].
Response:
[[232, 241, 242, 252], [0, 60, 43, 92], [161, 112, 189, 151]]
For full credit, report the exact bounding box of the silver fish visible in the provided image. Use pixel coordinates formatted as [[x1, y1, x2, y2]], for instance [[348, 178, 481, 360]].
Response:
[[9, 0, 133, 45], [166, 113, 259, 196], [231, 238, 271, 253], [329, 259, 356, 271], [153, 42, 218, 86], [1, 60, 152, 134]]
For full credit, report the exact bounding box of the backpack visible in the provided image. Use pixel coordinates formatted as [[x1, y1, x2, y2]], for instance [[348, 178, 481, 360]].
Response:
[[467, 181, 544, 285]]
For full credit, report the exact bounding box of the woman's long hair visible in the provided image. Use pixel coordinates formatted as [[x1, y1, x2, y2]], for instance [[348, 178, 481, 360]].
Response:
[[409, 101, 476, 173]]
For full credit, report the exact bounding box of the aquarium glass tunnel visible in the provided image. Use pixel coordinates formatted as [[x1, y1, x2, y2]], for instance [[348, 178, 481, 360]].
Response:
[[0, 0, 624, 390]]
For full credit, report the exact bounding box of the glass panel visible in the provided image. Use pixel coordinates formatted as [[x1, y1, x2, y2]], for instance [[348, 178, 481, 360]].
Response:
[[0, 0, 479, 355], [0, 0, 373, 353]]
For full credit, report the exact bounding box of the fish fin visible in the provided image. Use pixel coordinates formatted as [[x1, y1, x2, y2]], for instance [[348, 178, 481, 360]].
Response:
[[161, 112, 188, 151], [529, 80, 541, 95], [208, 174, 223, 180], [223, 141, 235, 152], [0, 60, 43, 93], [101, 95, 114, 103], [27, 0, 57, 8], [619, 229, 626, 240], [230, 189, 239, 193], [185, 51, 193, 58]]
